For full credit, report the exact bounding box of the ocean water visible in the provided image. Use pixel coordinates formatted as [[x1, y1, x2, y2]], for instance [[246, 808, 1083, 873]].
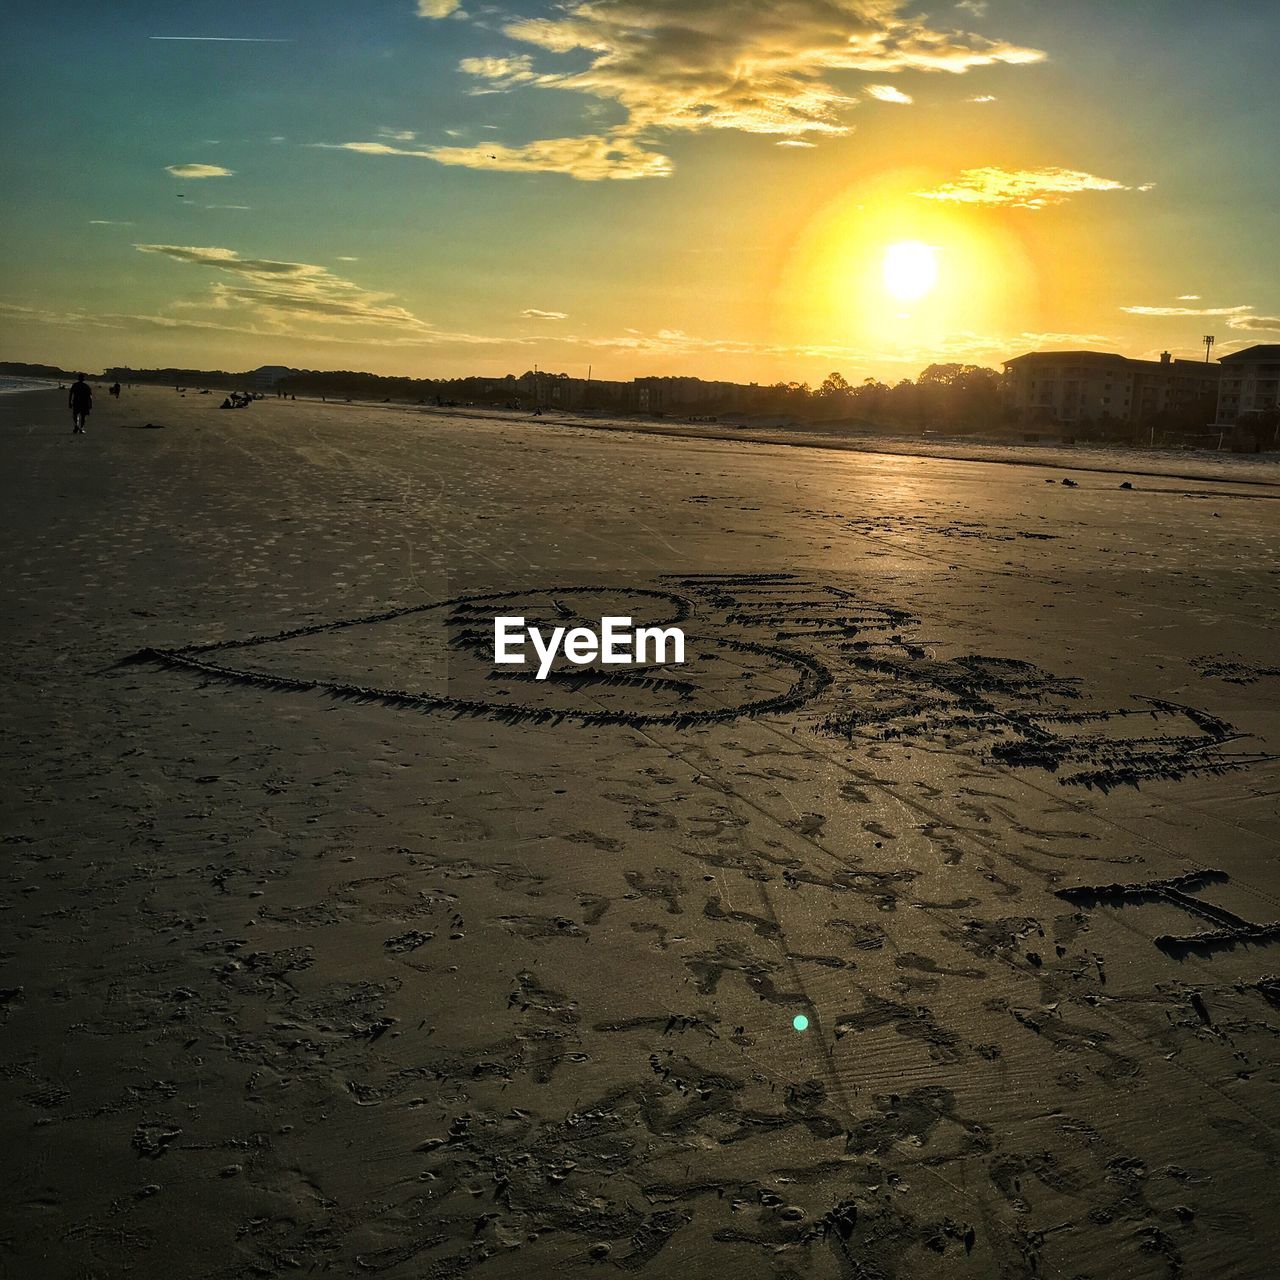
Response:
[[0, 376, 60, 395]]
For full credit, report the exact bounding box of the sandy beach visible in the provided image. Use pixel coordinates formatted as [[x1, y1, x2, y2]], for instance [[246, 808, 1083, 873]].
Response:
[[3, 384, 1279, 1279]]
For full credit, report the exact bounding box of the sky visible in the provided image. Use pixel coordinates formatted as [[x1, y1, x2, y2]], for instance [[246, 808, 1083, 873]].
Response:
[[2, 0, 1278, 384]]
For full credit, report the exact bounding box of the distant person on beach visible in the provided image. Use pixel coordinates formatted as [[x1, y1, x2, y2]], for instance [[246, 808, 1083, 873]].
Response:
[[109, 382, 121, 399], [69, 374, 92, 433]]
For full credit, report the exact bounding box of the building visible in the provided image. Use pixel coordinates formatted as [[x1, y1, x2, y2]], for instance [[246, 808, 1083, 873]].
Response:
[[1214, 345, 1280, 424], [632, 376, 761, 414], [245, 364, 298, 391], [512, 371, 768, 414], [1002, 350, 1220, 425], [514, 371, 638, 411]]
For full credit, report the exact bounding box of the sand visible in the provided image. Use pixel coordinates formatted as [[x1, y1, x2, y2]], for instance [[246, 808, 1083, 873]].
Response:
[[2, 384, 1278, 1279]]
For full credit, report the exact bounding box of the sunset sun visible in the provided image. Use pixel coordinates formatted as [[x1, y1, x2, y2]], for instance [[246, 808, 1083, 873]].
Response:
[[882, 240, 939, 302]]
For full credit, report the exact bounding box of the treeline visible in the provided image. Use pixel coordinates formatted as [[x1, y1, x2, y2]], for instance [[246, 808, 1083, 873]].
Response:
[[103, 366, 260, 388], [752, 364, 1007, 431], [0, 360, 78, 379], [13, 358, 1249, 443], [273, 370, 490, 402], [269, 363, 1012, 430]]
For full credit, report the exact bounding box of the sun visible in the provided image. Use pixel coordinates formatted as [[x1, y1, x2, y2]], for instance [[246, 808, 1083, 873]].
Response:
[[882, 239, 939, 302], [774, 174, 1036, 353]]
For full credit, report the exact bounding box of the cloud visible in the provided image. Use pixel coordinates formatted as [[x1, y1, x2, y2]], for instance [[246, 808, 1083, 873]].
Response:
[[955, 1, 988, 16], [776, 139, 817, 148], [967, 93, 996, 103], [865, 84, 913, 104], [134, 244, 431, 331], [89, 219, 134, 226], [458, 54, 536, 91], [494, 0, 1042, 137], [317, 134, 672, 181], [523, 308, 568, 320], [0, 299, 510, 350], [1228, 315, 1280, 333], [377, 128, 418, 143], [1016, 331, 1114, 347], [1121, 303, 1280, 333], [433, 134, 672, 180], [3, 291, 1124, 371], [165, 163, 234, 179], [1176, 294, 1201, 301], [371, 0, 1045, 178], [316, 141, 415, 157], [917, 166, 1139, 208], [1121, 304, 1252, 317], [533, 325, 1114, 368], [205, 204, 251, 210]]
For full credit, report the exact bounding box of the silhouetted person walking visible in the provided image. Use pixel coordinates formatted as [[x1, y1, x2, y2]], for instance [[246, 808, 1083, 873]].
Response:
[[69, 374, 92, 434]]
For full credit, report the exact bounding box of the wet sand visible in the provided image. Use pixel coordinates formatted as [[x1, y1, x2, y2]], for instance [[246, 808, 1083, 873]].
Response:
[[2, 385, 1279, 1278]]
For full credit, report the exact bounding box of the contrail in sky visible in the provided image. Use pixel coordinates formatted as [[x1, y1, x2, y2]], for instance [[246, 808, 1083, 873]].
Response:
[[149, 36, 294, 42]]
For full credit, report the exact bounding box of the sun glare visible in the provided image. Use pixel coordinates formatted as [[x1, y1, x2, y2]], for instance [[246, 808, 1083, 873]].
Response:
[[773, 173, 1036, 363], [883, 240, 939, 302]]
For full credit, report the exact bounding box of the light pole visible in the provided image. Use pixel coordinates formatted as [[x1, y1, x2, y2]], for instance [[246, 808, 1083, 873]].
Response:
[[1203, 334, 1215, 363]]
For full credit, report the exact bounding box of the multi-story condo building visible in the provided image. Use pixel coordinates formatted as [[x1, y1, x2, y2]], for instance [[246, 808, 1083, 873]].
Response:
[[1002, 350, 1220, 425], [1214, 345, 1280, 424]]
